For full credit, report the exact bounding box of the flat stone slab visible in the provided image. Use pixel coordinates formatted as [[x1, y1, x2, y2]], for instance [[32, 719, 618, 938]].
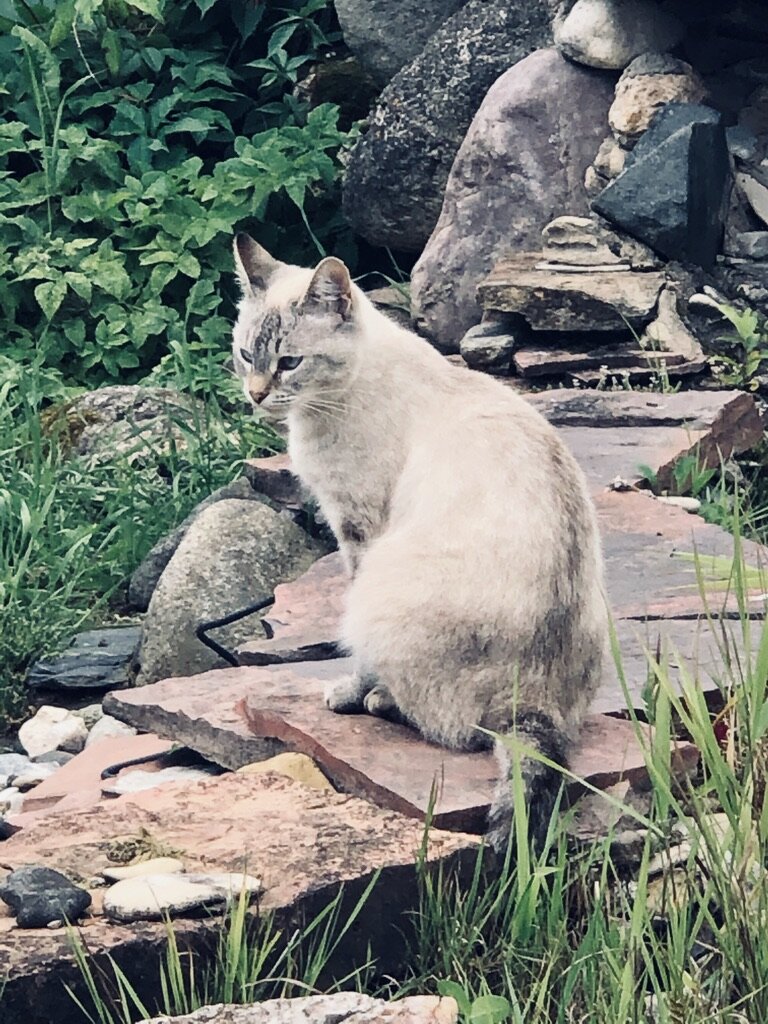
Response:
[[513, 340, 698, 378], [0, 773, 476, 1024], [477, 254, 664, 332], [25, 626, 141, 692], [239, 553, 345, 666], [105, 663, 697, 832]]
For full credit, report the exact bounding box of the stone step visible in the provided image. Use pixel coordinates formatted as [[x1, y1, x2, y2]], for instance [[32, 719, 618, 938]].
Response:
[[0, 772, 477, 1024], [104, 661, 698, 832]]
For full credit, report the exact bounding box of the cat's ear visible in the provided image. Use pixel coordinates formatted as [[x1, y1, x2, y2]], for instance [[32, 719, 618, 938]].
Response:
[[303, 257, 353, 321], [233, 233, 282, 295]]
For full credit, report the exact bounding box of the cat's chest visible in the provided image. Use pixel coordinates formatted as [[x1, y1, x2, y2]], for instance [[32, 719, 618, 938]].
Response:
[[289, 418, 382, 508]]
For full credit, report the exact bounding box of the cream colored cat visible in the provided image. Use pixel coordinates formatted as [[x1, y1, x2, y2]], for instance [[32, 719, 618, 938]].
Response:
[[231, 234, 608, 851]]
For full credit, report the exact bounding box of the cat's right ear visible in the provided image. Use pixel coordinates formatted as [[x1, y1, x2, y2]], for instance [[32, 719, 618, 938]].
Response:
[[233, 234, 281, 295]]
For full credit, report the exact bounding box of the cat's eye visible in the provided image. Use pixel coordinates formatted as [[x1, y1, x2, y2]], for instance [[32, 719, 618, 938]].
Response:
[[277, 355, 303, 372], [239, 348, 253, 364]]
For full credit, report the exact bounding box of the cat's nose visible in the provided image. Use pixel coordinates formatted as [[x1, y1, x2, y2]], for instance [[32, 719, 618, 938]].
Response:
[[247, 373, 271, 404]]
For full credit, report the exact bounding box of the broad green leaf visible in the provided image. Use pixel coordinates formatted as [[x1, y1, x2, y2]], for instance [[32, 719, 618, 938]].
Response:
[[177, 252, 200, 278], [12, 26, 60, 104], [34, 278, 67, 320], [126, 0, 163, 19], [469, 995, 513, 1024]]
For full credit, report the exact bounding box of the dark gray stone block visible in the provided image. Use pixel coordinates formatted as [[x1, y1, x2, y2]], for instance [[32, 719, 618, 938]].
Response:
[[592, 121, 730, 268], [0, 865, 91, 927], [627, 102, 721, 167], [26, 626, 141, 692]]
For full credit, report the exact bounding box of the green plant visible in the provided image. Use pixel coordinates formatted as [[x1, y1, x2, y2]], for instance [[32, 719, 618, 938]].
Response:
[[0, 370, 276, 726], [66, 876, 378, 1023], [711, 303, 768, 391], [0, 0, 356, 394]]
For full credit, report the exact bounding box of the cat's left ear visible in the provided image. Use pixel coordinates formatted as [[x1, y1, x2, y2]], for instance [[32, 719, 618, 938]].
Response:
[[303, 257, 353, 322]]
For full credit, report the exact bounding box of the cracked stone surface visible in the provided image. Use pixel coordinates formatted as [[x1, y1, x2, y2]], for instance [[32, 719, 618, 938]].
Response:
[[0, 773, 477, 1024]]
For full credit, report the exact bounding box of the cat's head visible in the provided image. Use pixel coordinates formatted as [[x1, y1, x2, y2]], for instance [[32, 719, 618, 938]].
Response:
[[232, 234, 362, 420]]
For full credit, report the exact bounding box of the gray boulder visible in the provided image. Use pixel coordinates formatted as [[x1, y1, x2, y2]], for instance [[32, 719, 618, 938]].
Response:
[[135, 501, 323, 685], [410, 48, 616, 350], [333, 0, 466, 86], [341, 0, 552, 252], [44, 385, 203, 465], [127, 477, 266, 612]]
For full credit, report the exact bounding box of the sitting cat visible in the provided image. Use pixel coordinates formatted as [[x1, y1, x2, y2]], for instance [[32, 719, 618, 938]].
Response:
[[231, 233, 608, 852]]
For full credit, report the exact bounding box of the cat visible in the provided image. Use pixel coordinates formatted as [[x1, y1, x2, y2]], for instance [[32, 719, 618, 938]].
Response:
[[231, 233, 608, 852]]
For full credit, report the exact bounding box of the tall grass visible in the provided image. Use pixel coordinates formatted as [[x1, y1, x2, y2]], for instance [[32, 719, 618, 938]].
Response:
[[0, 369, 277, 727]]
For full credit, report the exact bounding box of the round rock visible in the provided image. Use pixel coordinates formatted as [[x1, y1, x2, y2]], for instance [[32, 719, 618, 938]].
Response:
[[410, 48, 616, 349], [0, 753, 33, 790], [554, 0, 683, 70], [341, 0, 552, 252], [102, 766, 217, 797], [18, 706, 89, 758], [134, 499, 323, 685], [609, 54, 707, 142], [103, 872, 261, 923], [102, 857, 185, 882], [86, 714, 137, 748], [0, 865, 92, 928]]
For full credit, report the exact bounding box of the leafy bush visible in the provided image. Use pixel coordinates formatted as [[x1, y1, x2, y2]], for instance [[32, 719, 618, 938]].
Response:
[[0, 0, 357, 392]]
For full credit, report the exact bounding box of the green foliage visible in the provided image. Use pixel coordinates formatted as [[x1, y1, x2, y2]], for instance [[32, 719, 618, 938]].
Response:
[[0, 0, 356, 392], [66, 876, 377, 1022], [711, 302, 768, 391], [0, 371, 277, 725]]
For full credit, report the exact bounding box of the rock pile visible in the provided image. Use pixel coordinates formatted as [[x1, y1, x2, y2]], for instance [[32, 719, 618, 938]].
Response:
[[331, 0, 768, 360]]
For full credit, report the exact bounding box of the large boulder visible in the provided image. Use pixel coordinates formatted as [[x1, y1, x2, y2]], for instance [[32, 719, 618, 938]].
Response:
[[333, 0, 466, 86], [135, 501, 323, 685], [341, 0, 552, 252], [127, 477, 268, 612], [410, 49, 616, 350]]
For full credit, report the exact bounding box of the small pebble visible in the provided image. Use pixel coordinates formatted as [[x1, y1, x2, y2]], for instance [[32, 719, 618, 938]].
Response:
[[656, 495, 701, 514]]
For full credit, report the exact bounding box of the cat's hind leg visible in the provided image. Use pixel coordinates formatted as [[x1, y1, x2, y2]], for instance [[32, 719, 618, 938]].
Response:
[[363, 684, 409, 726]]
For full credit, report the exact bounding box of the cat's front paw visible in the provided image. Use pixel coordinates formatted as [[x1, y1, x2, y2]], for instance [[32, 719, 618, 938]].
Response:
[[324, 675, 366, 714]]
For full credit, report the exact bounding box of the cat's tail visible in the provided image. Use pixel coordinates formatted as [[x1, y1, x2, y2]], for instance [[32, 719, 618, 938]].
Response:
[[486, 710, 569, 857]]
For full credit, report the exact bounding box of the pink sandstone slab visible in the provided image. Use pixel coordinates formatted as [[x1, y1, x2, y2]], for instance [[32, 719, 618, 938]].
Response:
[[9, 733, 174, 821], [105, 662, 697, 832], [0, 772, 476, 1024]]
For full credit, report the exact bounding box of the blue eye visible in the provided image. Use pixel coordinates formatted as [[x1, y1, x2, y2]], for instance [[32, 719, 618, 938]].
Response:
[[277, 355, 303, 371], [239, 348, 253, 364]]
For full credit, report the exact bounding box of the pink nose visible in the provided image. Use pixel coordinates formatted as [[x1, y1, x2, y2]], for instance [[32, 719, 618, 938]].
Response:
[[249, 388, 268, 404]]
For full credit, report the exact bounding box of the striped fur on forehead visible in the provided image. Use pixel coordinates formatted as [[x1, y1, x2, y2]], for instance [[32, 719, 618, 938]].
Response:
[[244, 304, 299, 369]]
